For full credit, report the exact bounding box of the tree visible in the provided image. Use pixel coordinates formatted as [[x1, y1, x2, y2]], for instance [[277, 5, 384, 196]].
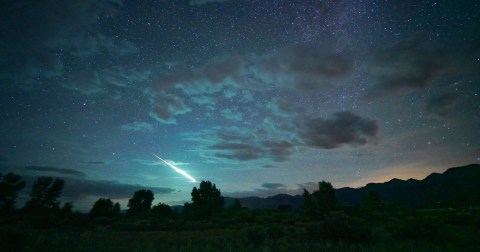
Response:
[[151, 202, 173, 218], [90, 198, 120, 217], [127, 189, 154, 215], [189, 181, 224, 219], [302, 188, 316, 219], [302, 181, 337, 219], [314, 181, 337, 215], [0, 172, 26, 213], [24, 177, 64, 214]]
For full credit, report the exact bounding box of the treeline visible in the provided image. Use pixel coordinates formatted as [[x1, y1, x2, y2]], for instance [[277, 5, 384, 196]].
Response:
[[0, 173, 231, 223], [2, 172, 480, 251]]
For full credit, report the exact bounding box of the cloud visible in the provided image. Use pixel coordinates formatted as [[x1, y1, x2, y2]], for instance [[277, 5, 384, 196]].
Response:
[[189, 0, 230, 6], [258, 44, 352, 92], [367, 35, 448, 97], [210, 139, 294, 162], [211, 142, 264, 161], [61, 178, 175, 199], [0, 155, 8, 162], [261, 183, 286, 190], [63, 66, 150, 96], [0, 0, 133, 89], [81, 161, 105, 165], [267, 98, 305, 117], [426, 93, 458, 117], [155, 56, 245, 91], [23, 166, 85, 177], [17, 175, 176, 200], [264, 44, 352, 78], [221, 108, 243, 122], [300, 111, 378, 149], [121, 121, 154, 132], [149, 93, 192, 124]]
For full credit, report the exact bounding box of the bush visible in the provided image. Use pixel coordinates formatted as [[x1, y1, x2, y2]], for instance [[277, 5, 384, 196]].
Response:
[[392, 216, 445, 241], [323, 212, 371, 242], [233, 209, 254, 223], [0, 229, 27, 252], [243, 225, 265, 246], [266, 224, 284, 239]]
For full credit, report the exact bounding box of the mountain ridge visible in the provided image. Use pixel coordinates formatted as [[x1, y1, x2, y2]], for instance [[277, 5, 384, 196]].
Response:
[[227, 164, 480, 210]]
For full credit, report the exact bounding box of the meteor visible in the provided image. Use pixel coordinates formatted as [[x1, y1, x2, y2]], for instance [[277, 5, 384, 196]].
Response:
[[152, 153, 197, 183]]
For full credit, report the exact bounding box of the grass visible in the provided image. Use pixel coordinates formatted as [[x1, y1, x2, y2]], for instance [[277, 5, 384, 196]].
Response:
[[1, 207, 480, 252]]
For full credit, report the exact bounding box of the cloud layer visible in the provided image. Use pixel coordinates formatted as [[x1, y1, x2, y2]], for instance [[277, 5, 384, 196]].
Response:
[[300, 111, 379, 149]]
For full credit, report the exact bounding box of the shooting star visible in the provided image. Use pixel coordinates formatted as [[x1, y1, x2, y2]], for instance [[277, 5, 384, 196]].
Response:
[[152, 153, 197, 183]]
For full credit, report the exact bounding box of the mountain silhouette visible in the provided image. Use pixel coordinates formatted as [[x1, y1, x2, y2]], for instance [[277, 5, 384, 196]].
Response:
[[227, 164, 480, 209]]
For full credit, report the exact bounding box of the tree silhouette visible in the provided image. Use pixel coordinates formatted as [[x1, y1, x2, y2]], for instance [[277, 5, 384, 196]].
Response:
[[151, 202, 173, 218], [314, 181, 337, 215], [24, 177, 64, 214], [90, 198, 120, 217], [190, 180, 224, 219], [302, 188, 316, 219], [0, 172, 26, 214], [127, 189, 154, 215], [302, 181, 337, 219]]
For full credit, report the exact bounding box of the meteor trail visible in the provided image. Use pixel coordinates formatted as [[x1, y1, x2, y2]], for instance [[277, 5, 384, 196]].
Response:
[[152, 153, 197, 182]]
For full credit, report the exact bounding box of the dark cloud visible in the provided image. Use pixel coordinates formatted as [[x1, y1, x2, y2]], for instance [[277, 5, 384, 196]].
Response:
[[189, 0, 230, 6], [210, 139, 294, 162], [260, 44, 352, 91], [18, 175, 175, 200], [426, 93, 458, 117], [0, 0, 132, 88], [23, 166, 85, 177], [211, 142, 264, 161], [261, 140, 293, 162], [61, 178, 175, 200], [367, 35, 448, 97], [300, 111, 378, 149], [261, 183, 286, 190], [81, 161, 105, 165], [265, 44, 352, 78], [150, 93, 192, 124], [0, 155, 8, 162]]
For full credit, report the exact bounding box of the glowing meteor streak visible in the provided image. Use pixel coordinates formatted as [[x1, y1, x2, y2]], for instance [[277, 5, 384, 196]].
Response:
[[152, 153, 196, 182]]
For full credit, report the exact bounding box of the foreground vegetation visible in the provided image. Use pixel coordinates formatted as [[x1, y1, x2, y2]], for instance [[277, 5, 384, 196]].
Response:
[[1, 174, 480, 251]]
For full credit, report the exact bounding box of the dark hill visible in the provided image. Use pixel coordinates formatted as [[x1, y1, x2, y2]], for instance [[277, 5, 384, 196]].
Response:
[[229, 164, 480, 210]]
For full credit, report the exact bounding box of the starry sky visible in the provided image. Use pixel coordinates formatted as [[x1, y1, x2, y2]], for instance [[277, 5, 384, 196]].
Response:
[[1, 0, 479, 211]]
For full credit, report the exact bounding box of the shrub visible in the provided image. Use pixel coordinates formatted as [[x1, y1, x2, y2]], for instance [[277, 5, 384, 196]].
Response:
[[392, 216, 445, 241], [243, 225, 265, 246], [0, 229, 27, 252], [266, 224, 284, 239], [322, 212, 371, 242]]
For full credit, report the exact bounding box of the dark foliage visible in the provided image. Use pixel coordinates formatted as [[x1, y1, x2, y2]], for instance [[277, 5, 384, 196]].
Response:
[[127, 189, 154, 215], [302, 181, 337, 219], [90, 198, 120, 217], [186, 180, 224, 219], [151, 202, 173, 218], [23, 177, 64, 214], [0, 172, 25, 214]]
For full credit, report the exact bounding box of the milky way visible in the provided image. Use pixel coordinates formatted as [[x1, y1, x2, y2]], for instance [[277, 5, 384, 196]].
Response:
[[0, 0, 479, 210]]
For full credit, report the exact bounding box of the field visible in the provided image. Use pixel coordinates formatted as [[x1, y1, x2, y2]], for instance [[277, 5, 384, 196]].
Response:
[[2, 207, 480, 252]]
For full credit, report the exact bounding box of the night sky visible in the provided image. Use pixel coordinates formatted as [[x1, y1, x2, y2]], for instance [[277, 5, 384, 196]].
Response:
[[1, 0, 479, 211]]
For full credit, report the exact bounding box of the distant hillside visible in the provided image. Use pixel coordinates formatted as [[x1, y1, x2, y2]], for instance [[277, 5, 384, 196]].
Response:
[[229, 164, 480, 210]]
